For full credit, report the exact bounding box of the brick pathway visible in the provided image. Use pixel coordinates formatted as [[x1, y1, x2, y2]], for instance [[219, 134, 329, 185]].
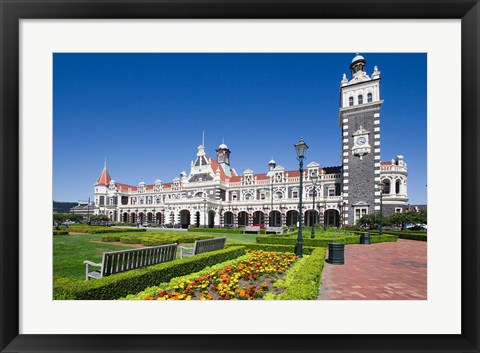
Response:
[[317, 239, 427, 300]]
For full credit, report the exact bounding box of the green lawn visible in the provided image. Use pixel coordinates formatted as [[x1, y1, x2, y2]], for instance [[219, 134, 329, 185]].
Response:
[[53, 234, 139, 280], [53, 230, 258, 281], [184, 231, 258, 244]]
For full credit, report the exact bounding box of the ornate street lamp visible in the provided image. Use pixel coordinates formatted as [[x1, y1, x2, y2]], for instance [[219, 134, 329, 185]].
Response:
[[203, 195, 207, 228], [323, 201, 327, 231], [294, 137, 308, 257], [378, 183, 385, 235], [310, 174, 318, 238]]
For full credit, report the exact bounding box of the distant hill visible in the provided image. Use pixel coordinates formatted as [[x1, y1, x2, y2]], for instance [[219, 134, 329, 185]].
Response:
[[53, 201, 78, 214]]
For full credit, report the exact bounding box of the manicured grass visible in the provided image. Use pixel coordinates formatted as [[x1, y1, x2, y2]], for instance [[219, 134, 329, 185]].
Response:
[[53, 230, 258, 281], [140, 229, 259, 244], [53, 234, 139, 280]]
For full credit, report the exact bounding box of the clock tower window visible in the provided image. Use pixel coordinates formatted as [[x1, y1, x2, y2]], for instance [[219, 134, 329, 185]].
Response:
[[358, 94, 363, 105]]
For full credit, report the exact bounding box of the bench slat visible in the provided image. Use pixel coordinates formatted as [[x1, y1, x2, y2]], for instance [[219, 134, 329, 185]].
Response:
[[93, 243, 177, 279]]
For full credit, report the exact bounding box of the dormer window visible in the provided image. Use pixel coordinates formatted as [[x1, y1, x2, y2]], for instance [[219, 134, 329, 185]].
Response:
[[349, 97, 354, 106], [367, 93, 372, 103], [358, 94, 363, 105]]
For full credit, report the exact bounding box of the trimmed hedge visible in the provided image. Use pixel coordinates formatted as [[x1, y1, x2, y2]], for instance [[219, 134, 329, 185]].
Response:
[[187, 227, 268, 235], [256, 234, 397, 247], [100, 234, 121, 242], [101, 233, 215, 246], [395, 233, 427, 241], [53, 246, 246, 300], [67, 226, 147, 234], [53, 230, 69, 236], [274, 247, 327, 300], [226, 242, 316, 255], [188, 227, 245, 234], [351, 229, 427, 241]]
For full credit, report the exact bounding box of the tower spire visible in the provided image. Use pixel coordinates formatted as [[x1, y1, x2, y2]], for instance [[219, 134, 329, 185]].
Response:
[[202, 130, 205, 147], [96, 159, 111, 185]]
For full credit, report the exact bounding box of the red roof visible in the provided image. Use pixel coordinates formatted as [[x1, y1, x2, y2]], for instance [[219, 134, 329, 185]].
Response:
[[210, 159, 229, 182], [380, 161, 392, 165], [96, 167, 111, 185], [116, 182, 137, 191]]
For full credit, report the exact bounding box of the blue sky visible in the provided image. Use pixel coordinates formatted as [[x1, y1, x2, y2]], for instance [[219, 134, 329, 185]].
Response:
[[53, 53, 427, 204]]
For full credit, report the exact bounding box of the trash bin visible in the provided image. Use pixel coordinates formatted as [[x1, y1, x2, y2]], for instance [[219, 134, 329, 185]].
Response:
[[326, 242, 345, 265], [360, 233, 371, 245]]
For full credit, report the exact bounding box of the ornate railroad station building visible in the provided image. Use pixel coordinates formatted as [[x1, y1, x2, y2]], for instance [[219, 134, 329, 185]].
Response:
[[93, 54, 408, 228]]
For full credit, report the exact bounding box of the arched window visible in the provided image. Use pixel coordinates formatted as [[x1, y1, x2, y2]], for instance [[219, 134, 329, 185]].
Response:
[[396, 180, 401, 194], [367, 92, 372, 103], [358, 94, 363, 105], [349, 97, 354, 106]]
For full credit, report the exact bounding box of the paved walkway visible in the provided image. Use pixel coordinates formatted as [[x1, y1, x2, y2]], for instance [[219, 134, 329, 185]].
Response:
[[317, 239, 427, 300]]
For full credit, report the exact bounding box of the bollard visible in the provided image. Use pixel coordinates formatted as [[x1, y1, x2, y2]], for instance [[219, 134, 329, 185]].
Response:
[[360, 233, 371, 245], [326, 242, 345, 265]]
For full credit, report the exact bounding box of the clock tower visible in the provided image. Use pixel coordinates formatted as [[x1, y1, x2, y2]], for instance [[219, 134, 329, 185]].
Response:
[[339, 54, 383, 224]]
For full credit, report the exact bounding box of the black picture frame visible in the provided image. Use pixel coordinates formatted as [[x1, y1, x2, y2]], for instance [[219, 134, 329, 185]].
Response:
[[1, 1, 479, 352]]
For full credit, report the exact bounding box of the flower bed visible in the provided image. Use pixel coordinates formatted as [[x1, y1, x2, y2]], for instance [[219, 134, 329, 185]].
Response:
[[122, 250, 297, 300]]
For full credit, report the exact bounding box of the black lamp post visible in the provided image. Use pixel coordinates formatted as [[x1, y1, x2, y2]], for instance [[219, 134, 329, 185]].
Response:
[[378, 183, 385, 236], [310, 174, 318, 238], [323, 201, 327, 231], [270, 178, 274, 226], [203, 195, 207, 228], [294, 137, 308, 258]]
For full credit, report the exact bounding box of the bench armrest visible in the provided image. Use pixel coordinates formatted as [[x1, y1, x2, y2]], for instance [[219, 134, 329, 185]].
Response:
[[84, 260, 102, 281], [178, 246, 194, 259], [83, 260, 102, 267]]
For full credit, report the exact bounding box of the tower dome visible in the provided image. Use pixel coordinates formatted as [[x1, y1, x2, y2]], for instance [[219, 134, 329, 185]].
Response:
[[351, 54, 365, 64], [218, 143, 228, 149], [350, 53, 366, 76]]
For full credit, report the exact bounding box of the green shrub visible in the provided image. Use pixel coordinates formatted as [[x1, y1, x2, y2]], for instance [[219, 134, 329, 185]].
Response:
[[342, 224, 364, 232], [256, 235, 360, 247], [53, 230, 69, 236], [275, 247, 327, 300], [67, 225, 146, 234], [140, 237, 176, 246], [396, 233, 427, 241], [187, 227, 244, 234], [53, 246, 246, 300], [100, 234, 121, 242], [119, 234, 144, 244], [370, 235, 398, 243], [256, 234, 397, 247], [226, 242, 316, 255]]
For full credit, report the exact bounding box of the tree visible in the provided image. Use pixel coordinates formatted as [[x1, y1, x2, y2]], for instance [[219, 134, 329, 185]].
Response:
[[413, 209, 427, 225], [384, 211, 412, 231], [356, 212, 382, 230]]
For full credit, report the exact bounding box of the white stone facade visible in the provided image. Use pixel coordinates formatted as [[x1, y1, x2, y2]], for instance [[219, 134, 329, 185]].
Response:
[[92, 54, 409, 228]]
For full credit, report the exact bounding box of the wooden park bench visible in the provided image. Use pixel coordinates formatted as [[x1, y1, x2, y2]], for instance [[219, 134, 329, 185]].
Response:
[[179, 237, 226, 259], [265, 226, 285, 235], [83, 243, 177, 280], [243, 226, 261, 234]]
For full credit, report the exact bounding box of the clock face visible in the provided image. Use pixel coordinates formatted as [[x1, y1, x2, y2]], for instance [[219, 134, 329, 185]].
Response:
[[356, 136, 367, 146]]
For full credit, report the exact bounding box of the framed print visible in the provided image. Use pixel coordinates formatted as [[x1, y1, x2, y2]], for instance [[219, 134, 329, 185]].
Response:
[[1, 0, 479, 352]]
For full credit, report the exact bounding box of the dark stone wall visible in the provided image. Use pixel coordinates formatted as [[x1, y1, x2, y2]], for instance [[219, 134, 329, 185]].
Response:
[[342, 106, 380, 223], [382, 204, 406, 217]]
